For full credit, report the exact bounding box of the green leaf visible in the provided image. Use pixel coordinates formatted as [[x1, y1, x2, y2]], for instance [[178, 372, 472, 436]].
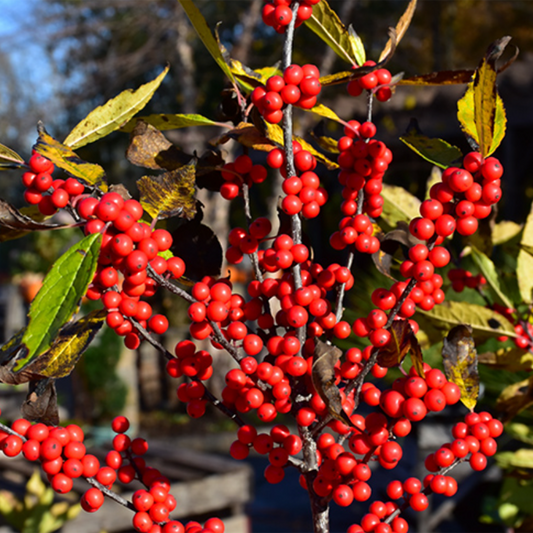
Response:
[[517, 200, 533, 304], [380, 184, 421, 228], [379, 0, 417, 62], [121, 113, 220, 133], [0, 142, 25, 166], [178, 0, 236, 83], [33, 125, 107, 191], [457, 37, 510, 156], [305, 0, 361, 66], [497, 448, 533, 470], [254, 66, 282, 84], [415, 299, 517, 343], [25, 310, 106, 379], [400, 119, 463, 168], [471, 246, 514, 309], [506, 423, 533, 445], [64, 66, 169, 149], [14, 233, 102, 372]]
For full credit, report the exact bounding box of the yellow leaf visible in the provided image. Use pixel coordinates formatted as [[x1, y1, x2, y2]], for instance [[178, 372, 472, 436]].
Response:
[[33, 125, 107, 191], [380, 184, 421, 228], [0, 142, 24, 166], [492, 220, 522, 246], [497, 376, 533, 423], [442, 325, 479, 410], [138, 161, 197, 221], [379, 0, 417, 62], [517, 201, 533, 304], [479, 347, 533, 372], [121, 113, 220, 133], [64, 66, 169, 149]]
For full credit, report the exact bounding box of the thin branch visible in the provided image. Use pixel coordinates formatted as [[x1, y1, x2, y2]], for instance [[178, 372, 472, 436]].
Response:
[[86, 477, 136, 511]]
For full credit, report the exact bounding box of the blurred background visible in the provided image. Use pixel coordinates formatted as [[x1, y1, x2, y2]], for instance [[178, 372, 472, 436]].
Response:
[[0, 1, 533, 532]]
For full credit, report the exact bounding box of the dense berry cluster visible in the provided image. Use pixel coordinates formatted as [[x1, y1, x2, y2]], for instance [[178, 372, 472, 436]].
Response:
[[261, 0, 321, 33], [22, 152, 85, 215], [251, 64, 322, 123], [0, 413, 225, 533], [347, 61, 393, 103]]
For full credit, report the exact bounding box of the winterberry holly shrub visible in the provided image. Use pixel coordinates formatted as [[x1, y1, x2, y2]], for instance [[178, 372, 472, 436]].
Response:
[[0, 1, 529, 532]]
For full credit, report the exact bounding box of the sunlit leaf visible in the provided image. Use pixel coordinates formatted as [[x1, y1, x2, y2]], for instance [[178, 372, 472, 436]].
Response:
[[442, 325, 479, 410], [457, 37, 510, 157], [479, 347, 533, 372], [305, 0, 360, 66], [0, 142, 25, 167], [137, 161, 196, 220], [497, 448, 533, 470], [497, 376, 533, 424], [492, 220, 522, 246], [505, 423, 533, 445], [517, 200, 533, 304], [121, 113, 221, 133], [33, 124, 107, 191], [14, 233, 102, 372], [379, 0, 417, 62], [415, 299, 517, 342], [178, 0, 236, 83], [400, 118, 462, 169], [126, 120, 192, 171], [307, 103, 343, 124], [380, 184, 421, 228], [25, 310, 106, 379], [64, 66, 169, 149], [470, 246, 514, 309]]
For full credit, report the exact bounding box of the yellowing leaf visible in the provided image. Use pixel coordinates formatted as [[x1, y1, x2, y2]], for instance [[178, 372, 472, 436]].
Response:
[[517, 200, 533, 304], [138, 161, 197, 221], [178, 0, 236, 83], [0, 142, 24, 167], [305, 1, 361, 66], [457, 37, 510, 157], [400, 119, 463, 169], [399, 69, 473, 86], [26, 310, 106, 379], [307, 103, 343, 124], [415, 299, 517, 342], [493, 220, 522, 246], [379, 0, 417, 62], [497, 448, 533, 470], [121, 113, 221, 133], [497, 376, 533, 423], [33, 125, 107, 191], [442, 325, 479, 410], [254, 66, 282, 84], [64, 66, 169, 149], [380, 184, 421, 228], [479, 347, 533, 372]]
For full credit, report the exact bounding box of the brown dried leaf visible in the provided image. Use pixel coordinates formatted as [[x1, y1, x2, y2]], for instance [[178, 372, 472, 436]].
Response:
[[137, 161, 197, 221], [497, 376, 533, 424], [211, 122, 276, 152], [22, 379, 59, 425], [0, 200, 61, 242], [312, 339, 356, 429], [442, 325, 479, 410], [126, 120, 193, 171], [379, 0, 417, 62], [399, 70, 474, 86], [376, 320, 423, 374]]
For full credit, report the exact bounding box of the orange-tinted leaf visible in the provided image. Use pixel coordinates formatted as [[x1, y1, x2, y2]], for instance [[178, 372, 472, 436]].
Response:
[[442, 325, 479, 410], [211, 122, 276, 152], [379, 0, 417, 62], [137, 161, 196, 221]]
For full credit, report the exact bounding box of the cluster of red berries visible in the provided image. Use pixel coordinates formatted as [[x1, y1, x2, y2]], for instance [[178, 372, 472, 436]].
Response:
[[330, 213, 379, 254], [22, 152, 85, 215], [447, 268, 487, 293], [220, 155, 267, 201], [491, 304, 533, 350], [251, 64, 322, 124], [267, 143, 329, 218], [347, 61, 393, 103], [336, 120, 392, 219], [230, 423, 303, 485], [261, 0, 321, 33], [225, 217, 273, 265], [78, 192, 186, 349], [0, 413, 226, 533]]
